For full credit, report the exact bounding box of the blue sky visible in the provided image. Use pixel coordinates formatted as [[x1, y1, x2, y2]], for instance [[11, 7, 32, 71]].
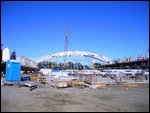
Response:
[[1, 1, 149, 60]]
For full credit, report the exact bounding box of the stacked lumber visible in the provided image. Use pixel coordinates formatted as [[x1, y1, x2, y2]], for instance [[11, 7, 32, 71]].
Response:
[[30, 76, 38, 81], [121, 82, 144, 87], [93, 83, 111, 87], [68, 80, 88, 88]]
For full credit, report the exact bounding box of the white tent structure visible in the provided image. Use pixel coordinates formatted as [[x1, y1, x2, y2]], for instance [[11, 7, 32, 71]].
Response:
[[2, 48, 10, 62]]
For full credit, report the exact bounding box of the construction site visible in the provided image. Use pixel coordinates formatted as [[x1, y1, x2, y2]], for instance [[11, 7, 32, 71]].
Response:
[[1, 31, 149, 112]]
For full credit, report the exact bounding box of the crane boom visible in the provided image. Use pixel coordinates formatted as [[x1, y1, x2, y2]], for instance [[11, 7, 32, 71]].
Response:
[[64, 30, 68, 69]]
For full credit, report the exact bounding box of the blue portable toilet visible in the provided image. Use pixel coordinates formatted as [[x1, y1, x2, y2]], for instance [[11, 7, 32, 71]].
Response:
[[6, 60, 21, 81]]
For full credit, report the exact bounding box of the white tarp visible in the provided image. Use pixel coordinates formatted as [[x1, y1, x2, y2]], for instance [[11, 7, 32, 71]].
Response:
[[39, 69, 52, 75], [51, 72, 69, 77], [2, 48, 10, 62]]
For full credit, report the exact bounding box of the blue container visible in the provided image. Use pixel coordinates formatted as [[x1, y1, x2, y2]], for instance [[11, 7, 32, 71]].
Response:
[[6, 60, 21, 81], [21, 76, 30, 81]]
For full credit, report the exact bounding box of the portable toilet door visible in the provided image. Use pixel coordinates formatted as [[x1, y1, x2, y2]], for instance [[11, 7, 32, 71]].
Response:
[[6, 60, 21, 81]]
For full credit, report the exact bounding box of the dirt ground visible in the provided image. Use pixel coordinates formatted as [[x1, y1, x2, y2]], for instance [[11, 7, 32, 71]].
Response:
[[1, 84, 149, 112]]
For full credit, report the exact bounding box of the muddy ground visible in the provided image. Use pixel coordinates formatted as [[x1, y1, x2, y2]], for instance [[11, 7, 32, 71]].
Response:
[[1, 84, 149, 112]]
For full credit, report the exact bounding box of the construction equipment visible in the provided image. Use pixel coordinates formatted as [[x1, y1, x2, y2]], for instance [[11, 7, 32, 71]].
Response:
[[63, 29, 69, 70]]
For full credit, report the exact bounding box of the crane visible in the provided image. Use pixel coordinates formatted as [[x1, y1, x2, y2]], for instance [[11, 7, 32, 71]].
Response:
[[63, 29, 68, 70]]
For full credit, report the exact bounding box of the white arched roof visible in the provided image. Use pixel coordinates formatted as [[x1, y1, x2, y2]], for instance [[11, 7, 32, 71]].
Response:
[[35, 51, 110, 63]]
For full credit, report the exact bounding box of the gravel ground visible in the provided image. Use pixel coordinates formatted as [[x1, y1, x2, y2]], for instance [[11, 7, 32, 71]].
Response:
[[1, 84, 149, 112]]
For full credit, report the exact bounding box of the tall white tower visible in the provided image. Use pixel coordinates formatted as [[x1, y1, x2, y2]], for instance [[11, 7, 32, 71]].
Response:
[[146, 49, 149, 59]]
